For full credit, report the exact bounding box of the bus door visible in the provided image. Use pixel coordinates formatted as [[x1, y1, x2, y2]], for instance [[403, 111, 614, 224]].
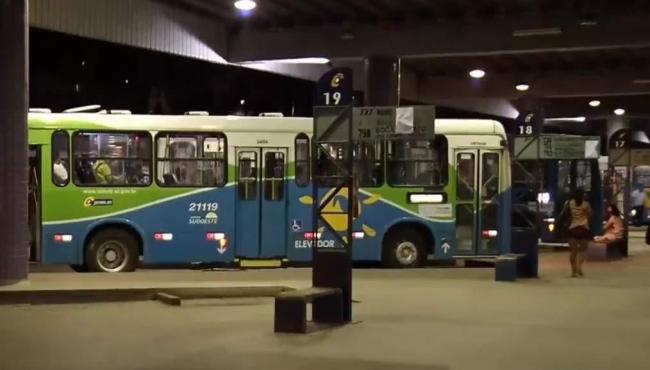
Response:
[[235, 147, 288, 258], [454, 149, 502, 255], [28, 145, 41, 262]]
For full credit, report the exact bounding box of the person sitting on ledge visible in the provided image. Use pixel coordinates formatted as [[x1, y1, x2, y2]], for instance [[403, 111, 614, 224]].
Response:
[[594, 204, 624, 243]]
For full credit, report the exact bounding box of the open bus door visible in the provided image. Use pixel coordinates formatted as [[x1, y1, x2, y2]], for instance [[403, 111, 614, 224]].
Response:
[[28, 145, 41, 262]]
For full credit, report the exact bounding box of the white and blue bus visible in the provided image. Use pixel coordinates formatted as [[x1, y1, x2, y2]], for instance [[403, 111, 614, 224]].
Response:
[[28, 112, 512, 272]]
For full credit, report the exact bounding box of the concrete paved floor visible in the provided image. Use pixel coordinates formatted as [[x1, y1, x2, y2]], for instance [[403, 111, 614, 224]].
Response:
[[1, 241, 650, 370]]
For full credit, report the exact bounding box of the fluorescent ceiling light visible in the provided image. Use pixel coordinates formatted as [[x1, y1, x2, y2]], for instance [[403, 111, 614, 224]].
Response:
[[234, 0, 256, 11], [515, 84, 530, 91], [632, 79, 650, 84], [469, 69, 486, 79], [614, 108, 626, 116], [241, 57, 330, 65], [545, 117, 586, 123], [512, 27, 562, 37], [589, 100, 601, 107]]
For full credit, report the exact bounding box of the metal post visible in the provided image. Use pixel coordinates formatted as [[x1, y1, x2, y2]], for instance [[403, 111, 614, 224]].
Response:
[[0, 0, 29, 285]]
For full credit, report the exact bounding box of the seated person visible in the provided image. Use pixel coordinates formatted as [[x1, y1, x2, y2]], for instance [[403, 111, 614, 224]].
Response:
[[594, 204, 624, 243]]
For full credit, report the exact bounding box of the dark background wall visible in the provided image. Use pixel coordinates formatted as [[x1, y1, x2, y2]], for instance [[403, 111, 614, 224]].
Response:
[[29, 28, 316, 116]]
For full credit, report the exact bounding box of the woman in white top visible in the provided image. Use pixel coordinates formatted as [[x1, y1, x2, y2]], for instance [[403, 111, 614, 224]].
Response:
[[594, 204, 624, 243]]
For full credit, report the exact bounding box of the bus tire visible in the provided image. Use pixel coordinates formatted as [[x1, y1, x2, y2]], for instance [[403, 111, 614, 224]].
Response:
[[646, 225, 650, 245], [382, 228, 427, 268], [85, 229, 138, 273]]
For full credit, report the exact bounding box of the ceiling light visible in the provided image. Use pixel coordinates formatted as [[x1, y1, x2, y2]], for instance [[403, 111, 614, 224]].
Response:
[[589, 100, 601, 107], [234, 0, 256, 11], [614, 108, 626, 116], [240, 57, 330, 65], [545, 117, 586, 123], [515, 84, 530, 92], [469, 69, 486, 79]]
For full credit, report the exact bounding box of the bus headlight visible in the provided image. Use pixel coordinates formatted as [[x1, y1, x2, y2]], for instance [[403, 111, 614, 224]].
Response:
[[630, 209, 637, 217]]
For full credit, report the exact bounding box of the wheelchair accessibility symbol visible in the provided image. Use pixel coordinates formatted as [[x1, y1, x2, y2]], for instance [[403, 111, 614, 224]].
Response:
[[290, 219, 303, 232]]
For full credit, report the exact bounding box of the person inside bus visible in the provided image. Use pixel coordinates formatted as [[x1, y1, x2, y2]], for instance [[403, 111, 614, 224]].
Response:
[[93, 158, 122, 185], [594, 204, 624, 243], [52, 152, 69, 185]]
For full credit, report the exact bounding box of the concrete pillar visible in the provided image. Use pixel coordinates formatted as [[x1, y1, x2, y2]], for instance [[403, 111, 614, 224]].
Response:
[[0, 0, 29, 285], [364, 56, 400, 106]]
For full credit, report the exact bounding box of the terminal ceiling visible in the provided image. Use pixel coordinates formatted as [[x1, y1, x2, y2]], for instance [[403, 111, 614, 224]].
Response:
[[163, 1, 650, 119]]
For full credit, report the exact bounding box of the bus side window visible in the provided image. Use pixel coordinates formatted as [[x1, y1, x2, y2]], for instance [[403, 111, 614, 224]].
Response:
[[157, 133, 227, 188], [51, 131, 70, 187], [72, 132, 152, 187], [295, 134, 310, 187], [481, 153, 500, 201], [265, 151, 285, 201], [238, 152, 258, 200], [388, 136, 448, 187]]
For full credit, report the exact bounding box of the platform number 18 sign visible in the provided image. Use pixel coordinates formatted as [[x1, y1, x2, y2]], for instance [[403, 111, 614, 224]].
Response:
[[517, 113, 535, 135], [316, 68, 353, 106]]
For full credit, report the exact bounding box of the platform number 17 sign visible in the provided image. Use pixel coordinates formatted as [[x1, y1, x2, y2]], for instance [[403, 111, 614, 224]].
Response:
[[316, 68, 353, 106]]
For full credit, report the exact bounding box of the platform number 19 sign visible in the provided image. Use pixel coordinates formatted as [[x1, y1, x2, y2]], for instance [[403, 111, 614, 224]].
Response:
[[316, 67, 353, 106]]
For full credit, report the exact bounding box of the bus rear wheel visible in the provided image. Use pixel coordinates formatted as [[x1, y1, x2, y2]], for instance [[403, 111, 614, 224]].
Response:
[[382, 228, 427, 268], [85, 229, 138, 273]]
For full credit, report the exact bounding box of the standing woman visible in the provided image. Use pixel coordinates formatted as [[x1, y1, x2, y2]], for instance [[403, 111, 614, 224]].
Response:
[[565, 188, 593, 277]]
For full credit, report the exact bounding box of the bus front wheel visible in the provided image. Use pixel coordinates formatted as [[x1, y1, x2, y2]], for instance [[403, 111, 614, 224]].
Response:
[[85, 229, 138, 273], [382, 229, 426, 268]]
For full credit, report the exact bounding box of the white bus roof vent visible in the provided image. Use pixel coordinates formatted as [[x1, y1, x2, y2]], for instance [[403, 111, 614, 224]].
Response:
[[63, 104, 102, 113], [185, 111, 209, 116], [29, 108, 52, 113], [259, 112, 284, 117]]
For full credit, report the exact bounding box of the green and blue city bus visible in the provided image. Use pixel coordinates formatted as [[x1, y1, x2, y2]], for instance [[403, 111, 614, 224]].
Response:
[[28, 112, 512, 272]]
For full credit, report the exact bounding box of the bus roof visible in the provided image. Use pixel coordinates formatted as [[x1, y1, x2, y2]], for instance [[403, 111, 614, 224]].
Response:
[[28, 113, 505, 138]]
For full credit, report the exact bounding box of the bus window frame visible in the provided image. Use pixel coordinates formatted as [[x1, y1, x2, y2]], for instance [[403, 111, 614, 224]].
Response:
[[386, 136, 449, 188], [154, 131, 228, 188], [51, 130, 70, 187], [71, 130, 153, 188], [294, 133, 310, 187]]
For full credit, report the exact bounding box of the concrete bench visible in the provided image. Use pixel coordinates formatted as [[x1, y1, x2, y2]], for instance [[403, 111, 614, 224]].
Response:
[[274, 287, 343, 333], [587, 239, 627, 261]]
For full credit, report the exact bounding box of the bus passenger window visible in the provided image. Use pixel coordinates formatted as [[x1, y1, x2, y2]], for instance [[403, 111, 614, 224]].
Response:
[[354, 141, 383, 187], [388, 136, 448, 187], [238, 152, 258, 200], [156, 133, 226, 187], [51, 131, 70, 187], [73, 132, 152, 187], [265, 152, 285, 201], [295, 134, 310, 187]]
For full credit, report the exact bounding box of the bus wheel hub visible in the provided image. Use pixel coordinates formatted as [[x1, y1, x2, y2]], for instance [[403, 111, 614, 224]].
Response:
[[105, 250, 118, 263], [396, 242, 417, 265]]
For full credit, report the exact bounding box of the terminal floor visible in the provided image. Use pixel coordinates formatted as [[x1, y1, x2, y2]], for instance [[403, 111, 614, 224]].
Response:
[[2, 242, 650, 370]]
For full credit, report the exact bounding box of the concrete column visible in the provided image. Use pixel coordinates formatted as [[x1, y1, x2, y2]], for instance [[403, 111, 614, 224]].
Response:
[[0, 0, 29, 285], [364, 56, 400, 106]]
